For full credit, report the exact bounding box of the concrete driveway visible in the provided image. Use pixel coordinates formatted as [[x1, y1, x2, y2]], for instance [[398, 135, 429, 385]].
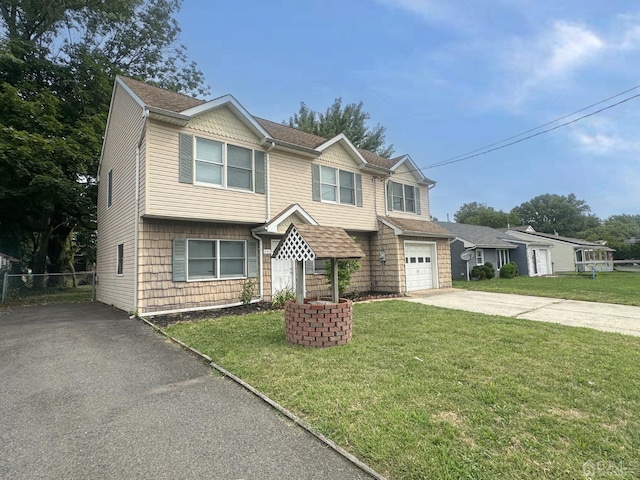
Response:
[[404, 290, 640, 337], [0, 302, 372, 480]]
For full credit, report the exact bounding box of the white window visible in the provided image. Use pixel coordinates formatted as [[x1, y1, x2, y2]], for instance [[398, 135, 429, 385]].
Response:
[[497, 249, 510, 268], [186, 239, 246, 280], [116, 243, 124, 275], [388, 181, 418, 213], [320, 166, 356, 205], [476, 249, 484, 265], [193, 137, 262, 192], [107, 169, 113, 207]]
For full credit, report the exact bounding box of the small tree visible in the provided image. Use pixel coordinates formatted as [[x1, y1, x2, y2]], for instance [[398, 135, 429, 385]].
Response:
[[325, 259, 360, 297]]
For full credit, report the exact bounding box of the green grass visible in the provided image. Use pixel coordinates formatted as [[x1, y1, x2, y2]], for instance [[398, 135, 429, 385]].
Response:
[[165, 301, 640, 479], [454, 271, 640, 306], [1, 284, 94, 307]]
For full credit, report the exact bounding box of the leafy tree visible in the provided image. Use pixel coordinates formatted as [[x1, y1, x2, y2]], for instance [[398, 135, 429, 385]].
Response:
[[286, 98, 394, 158], [454, 202, 521, 228], [0, 0, 206, 278], [513, 193, 599, 237]]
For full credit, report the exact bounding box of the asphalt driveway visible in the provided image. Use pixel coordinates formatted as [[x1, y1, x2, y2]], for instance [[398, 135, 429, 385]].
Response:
[[0, 302, 372, 480], [404, 290, 640, 337]]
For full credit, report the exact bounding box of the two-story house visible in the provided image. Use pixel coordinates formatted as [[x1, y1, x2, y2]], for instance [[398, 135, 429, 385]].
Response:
[[96, 76, 453, 315]]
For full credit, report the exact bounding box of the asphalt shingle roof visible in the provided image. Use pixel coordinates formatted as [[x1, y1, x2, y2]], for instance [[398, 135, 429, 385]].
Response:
[[383, 217, 454, 237], [118, 76, 396, 170], [436, 222, 520, 248]]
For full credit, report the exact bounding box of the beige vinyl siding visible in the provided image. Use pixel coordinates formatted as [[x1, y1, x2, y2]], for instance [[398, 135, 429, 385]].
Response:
[[269, 144, 383, 231], [138, 139, 146, 217], [188, 106, 263, 146], [145, 119, 267, 223], [387, 163, 431, 220], [96, 83, 144, 312], [137, 218, 255, 314]]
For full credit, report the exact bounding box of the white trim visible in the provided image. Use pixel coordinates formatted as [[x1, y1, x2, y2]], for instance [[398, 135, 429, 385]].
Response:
[[390, 154, 435, 185], [476, 248, 485, 265], [180, 94, 271, 142], [319, 165, 357, 206], [315, 133, 368, 166], [139, 298, 263, 317], [403, 240, 439, 291], [378, 217, 404, 235], [259, 204, 318, 234], [115, 76, 146, 109]]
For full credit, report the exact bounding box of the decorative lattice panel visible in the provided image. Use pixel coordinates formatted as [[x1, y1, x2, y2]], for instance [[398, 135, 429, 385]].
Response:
[[274, 226, 315, 261]]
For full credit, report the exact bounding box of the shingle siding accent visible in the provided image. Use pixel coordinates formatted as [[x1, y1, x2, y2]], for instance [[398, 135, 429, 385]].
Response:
[[137, 218, 256, 314]]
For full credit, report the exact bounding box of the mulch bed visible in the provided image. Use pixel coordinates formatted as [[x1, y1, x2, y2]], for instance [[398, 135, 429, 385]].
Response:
[[147, 292, 403, 328]]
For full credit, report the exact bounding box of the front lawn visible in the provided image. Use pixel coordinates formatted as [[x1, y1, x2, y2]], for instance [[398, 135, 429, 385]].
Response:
[[454, 272, 640, 306], [165, 301, 640, 480]]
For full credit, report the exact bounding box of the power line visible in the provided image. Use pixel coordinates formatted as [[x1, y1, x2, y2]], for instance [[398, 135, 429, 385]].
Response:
[[422, 92, 640, 169], [424, 82, 640, 169]]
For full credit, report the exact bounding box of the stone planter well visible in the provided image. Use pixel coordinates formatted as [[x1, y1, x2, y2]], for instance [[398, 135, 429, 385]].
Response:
[[284, 297, 353, 347]]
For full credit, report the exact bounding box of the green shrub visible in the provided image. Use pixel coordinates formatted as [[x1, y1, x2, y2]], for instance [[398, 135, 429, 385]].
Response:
[[240, 279, 256, 304], [325, 259, 361, 296], [500, 262, 518, 279], [472, 262, 496, 280], [271, 287, 295, 309]]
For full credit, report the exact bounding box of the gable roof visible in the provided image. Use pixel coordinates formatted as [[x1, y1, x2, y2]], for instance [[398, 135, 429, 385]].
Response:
[[380, 217, 454, 238], [273, 224, 365, 260], [507, 229, 614, 250], [390, 154, 435, 185], [436, 222, 519, 248], [115, 76, 424, 173]]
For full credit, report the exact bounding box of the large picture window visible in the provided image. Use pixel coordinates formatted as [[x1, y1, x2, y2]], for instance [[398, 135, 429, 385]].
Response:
[[185, 239, 246, 280], [387, 181, 420, 214]]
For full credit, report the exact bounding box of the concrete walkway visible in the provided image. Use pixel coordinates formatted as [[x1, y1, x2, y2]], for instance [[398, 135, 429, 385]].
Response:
[[0, 302, 372, 480], [404, 290, 640, 337]]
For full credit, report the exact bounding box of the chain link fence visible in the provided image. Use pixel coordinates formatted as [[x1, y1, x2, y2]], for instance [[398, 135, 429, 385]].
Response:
[[1, 271, 96, 306]]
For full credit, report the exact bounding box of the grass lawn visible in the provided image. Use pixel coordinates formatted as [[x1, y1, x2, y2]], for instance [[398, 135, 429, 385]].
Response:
[[165, 301, 640, 480], [453, 271, 640, 306], [2, 284, 94, 307]]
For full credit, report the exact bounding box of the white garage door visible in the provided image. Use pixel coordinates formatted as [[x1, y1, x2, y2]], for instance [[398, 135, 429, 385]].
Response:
[[405, 242, 436, 291]]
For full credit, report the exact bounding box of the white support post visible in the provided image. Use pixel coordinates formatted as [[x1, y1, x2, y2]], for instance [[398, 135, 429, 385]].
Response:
[[295, 260, 305, 303], [331, 258, 339, 303]]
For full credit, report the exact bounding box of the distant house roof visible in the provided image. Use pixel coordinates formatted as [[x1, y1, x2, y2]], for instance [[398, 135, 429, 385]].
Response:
[[116, 76, 400, 172], [508, 228, 614, 250], [436, 222, 520, 249], [380, 217, 454, 238]]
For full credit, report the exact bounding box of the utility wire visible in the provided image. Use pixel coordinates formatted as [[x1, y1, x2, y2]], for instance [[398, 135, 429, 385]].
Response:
[[424, 82, 640, 169], [421, 92, 640, 169]]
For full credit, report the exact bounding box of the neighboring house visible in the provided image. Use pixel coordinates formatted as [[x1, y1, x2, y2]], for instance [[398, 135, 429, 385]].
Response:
[[436, 222, 553, 279], [506, 226, 614, 272], [0, 251, 20, 271], [96, 76, 453, 315]]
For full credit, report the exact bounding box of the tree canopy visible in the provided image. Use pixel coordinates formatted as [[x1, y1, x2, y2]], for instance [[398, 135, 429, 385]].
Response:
[[0, 0, 206, 275], [453, 202, 520, 229], [286, 98, 394, 158]]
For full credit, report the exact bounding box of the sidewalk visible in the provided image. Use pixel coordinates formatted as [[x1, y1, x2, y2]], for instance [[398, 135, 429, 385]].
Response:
[[0, 302, 372, 480], [404, 290, 640, 337]]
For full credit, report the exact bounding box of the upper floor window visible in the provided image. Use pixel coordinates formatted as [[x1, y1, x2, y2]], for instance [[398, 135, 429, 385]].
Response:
[[179, 133, 265, 193], [311, 164, 362, 207], [387, 181, 421, 214], [107, 169, 113, 207]]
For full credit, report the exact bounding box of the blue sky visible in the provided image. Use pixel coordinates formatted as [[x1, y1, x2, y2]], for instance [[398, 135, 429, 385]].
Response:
[[176, 0, 640, 221]]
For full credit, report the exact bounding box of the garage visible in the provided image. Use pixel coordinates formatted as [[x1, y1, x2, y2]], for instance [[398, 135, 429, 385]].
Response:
[[404, 242, 437, 291]]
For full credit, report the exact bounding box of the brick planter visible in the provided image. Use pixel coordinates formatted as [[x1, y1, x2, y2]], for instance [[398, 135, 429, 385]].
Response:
[[284, 298, 353, 348]]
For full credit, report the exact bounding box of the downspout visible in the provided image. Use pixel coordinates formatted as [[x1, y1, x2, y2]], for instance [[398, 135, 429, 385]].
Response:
[[251, 230, 264, 303], [133, 107, 149, 314], [265, 140, 275, 222]]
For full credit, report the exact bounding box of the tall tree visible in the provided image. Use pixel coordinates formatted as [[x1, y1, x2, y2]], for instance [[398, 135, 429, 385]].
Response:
[[513, 193, 599, 237], [453, 202, 521, 228], [286, 98, 394, 158], [0, 0, 207, 276]]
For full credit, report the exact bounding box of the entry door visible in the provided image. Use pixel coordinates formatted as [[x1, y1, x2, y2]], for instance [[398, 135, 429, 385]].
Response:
[[532, 248, 549, 275], [404, 242, 435, 291], [271, 239, 294, 295]]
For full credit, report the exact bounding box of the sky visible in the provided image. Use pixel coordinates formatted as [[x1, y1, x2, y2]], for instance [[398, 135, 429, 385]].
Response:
[[175, 0, 640, 221]]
